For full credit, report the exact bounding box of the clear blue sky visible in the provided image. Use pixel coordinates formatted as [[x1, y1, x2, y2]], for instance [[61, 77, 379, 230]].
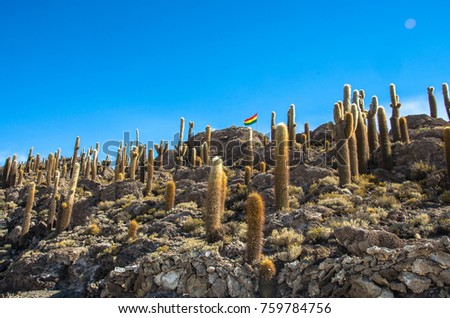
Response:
[[1, 0, 450, 162]]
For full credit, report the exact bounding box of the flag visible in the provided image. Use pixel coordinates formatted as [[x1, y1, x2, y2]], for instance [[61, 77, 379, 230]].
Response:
[[243, 113, 258, 126]]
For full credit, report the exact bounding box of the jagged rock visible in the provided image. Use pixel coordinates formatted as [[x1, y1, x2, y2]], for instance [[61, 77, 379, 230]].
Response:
[[411, 258, 442, 276], [348, 276, 382, 297], [175, 180, 207, 207], [398, 272, 432, 294], [5, 225, 22, 245], [430, 251, 450, 267], [334, 227, 404, 256], [173, 166, 210, 183], [161, 270, 182, 290], [208, 277, 228, 297], [405, 114, 448, 130], [186, 275, 208, 297], [100, 180, 143, 202], [290, 164, 334, 188]]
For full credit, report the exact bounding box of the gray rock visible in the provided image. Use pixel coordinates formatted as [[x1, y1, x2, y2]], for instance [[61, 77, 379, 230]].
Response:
[[411, 258, 442, 275], [430, 251, 450, 267], [6, 225, 22, 245], [186, 275, 208, 297], [398, 272, 431, 294], [348, 276, 382, 298], [161, 270, 181, 290]]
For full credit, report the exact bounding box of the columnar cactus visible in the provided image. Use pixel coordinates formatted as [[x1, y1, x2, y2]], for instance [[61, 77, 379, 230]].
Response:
[[304, 122, 310, 149], [47, 171, 60, 230], [399, 117, 410, 144], [54, 148, 61, 176], [46, 153, 54, 186], [175, 117, 187, 167], [128, 219, 139, 241], [7, 156, 17, 188], [367, 96, 380, 158], [190, 147, 197, 167], [91, 149, 98, 180], [2, 157, 11, 186], [428, 87, 438, 119], [245, 166, 252, 185], [34, 153, 41, 173], [445, 127, 450, 183], [301, 133, 308, 160], [359, 89, 366, 111], [154, 141, 168, 170], [271, 111, 276, 142], [377, 106, 393, 170], [17, 166, 24, 186], [85, 154, 91, 179], [244, 127, 254, 167], [19, 182, 35, 247], [442, 83, 450, 120], [287, 104, 297, 148], [80, 152, 86, 175], [25, 147, 33, 173], [204, 157, 225, 242], [389, 83, 402, 142], [259, 259, 276, 298], [343, 84, 352, 112], [57, 162, 80, 233], [70, 136, 80, 178], [139, 145, 146, 183], [146, 149, 154, 196], [348, 104, 359, 177], [129, 147, 138, 180], [333, 102, 353, 186], [204, 125, 211, 166], [165, 180, 176, 211], [188, 121, 195, 140], [115, 147, 122, 181], [274, 123, 289, 210], [356, 108, 369, 174], [36, 169, 43, 185], [259, 161, 266, 173], [246, 192, 265, 264]]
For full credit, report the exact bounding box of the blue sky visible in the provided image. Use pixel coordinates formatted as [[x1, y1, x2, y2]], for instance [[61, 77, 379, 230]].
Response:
[[1, 0, 450, 162]]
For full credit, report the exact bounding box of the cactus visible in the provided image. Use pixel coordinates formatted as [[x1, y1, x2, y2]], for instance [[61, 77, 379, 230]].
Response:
[[46, 153, 54, 186], [70, 136, 80, 178], [246, 192, 265, 264], [271, 111, 276, 142], [304, 122, 310, 148], [445, 127, 450, 183], [428, 86, 438, 118], [61, 163, 67, 179], [7, 157, 17, 188], [334, 102, 352, 186], [80, 152, 86, 175], [36, 169, 43, 185], [54, 148, 61, 177], [165, 180, 176, 211], [348, 103, 359, 177], [139, 145, 146, 183], [146, 149, 154, 196], [34, 153, 41, 173], [175, 117, 187, 167], [245, 165, 252, 185], [377, 106, 393, 170], [301, 133, 308, 160], [259, 161, 266, 173], [2, 157, 11, 186], [389, 83, 401, 142], [129, 147, 138, 180], [204, 157, 225, 242], [19, 182, 35, 247], [190, 147, 197, 167], [343, 84, 352, 112], [221, 170, 228, 212], [356, 108, 369, 174], [115, 147, 122, 181], [244, 127, 254, 167], [204, 125, 211, 166], [91, 149, 98, 180], [359, 89, 366, 112], [443, 83, 450, 120], [17, 166, 24, 186], [274, 123, 289, 210], [188, 121, 195, 140], [287, 104, 297, 148], [57, 162, 80, 233], [259, 259, 276, 298], [85, 155, 91, 179], [155, 140, 168, 170], [399, 117, 410, 144], [47, 171, 60, 230], [196, 156, 203, 167], [128, 219, 139, 241], [25, 147, 33, 173], [367, 96, 380, 157]]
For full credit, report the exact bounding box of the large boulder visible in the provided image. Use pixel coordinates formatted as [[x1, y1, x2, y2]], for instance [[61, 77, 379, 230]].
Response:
[[100, 180, 143, 202]]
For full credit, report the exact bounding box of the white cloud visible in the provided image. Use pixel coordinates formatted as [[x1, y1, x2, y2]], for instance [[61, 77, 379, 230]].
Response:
[[380, 94, 447, 120], [0, 151, 27, 165]]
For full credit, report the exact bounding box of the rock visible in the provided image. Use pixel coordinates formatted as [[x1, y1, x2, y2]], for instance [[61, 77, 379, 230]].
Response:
[[175, 180, 207, 207], [334, 227, 404, 256], [289, 164, 334, 188], [186, 275, 208, 297], [405, 114, 448, 130], [430, 251, 450, 267], [438, 269, 450, 285], [348, 276, 382, 298], [226, 275, 241, 297], [173, 166, 210, 183], [411, 258, 442, 276], [161, 270, 181, 290], [398, 272, 432, 294], [48, 247, 88, 266], [5, 225, 22, 245], [100, 180, 143, 202]]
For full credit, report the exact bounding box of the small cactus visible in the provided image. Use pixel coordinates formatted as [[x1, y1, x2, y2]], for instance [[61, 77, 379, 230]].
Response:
[[165, 180, 176, 211], [19, 182, 35, 247], [57, 162, 80, 233], [274, 123, 289, 210], [259, 161, 266, 173], [399, 117, 410, 144], [128, 219, 139, 241], [377, 107, 393, 170], [246, 192, 265, 264], [259, 259, 276, 298], [245, 166, 252, 185], [428, 86, 438, 119]]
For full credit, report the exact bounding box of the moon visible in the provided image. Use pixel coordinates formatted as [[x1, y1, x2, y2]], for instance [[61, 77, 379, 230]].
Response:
[[405, 18, 416, 30]]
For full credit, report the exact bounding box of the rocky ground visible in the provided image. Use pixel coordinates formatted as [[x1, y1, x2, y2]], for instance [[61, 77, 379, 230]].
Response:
[[0, 114, 449, 297]]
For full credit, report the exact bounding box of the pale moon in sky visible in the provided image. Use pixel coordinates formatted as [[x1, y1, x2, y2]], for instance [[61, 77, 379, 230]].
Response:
[[405, 18, 416, 29]]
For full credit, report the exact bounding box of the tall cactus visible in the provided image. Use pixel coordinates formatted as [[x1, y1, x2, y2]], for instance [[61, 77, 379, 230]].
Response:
[[367, 96, 380, 158], [399, 117, 410, 144], [139, 145, 146, 183], [17, 166, 24, 186], [70, 136, 80, 178], [359, 89, 366, 111], [428, 86, 438, 119], [377, 106, 393, 170], [348, 104, 359, 177], [356, 107, 369, 174], [175, 117, 187, 167], [129, 147, 138, 180], [2, 157, 11, 186], [19, 182, 35, 247], [34, 153, 41, 173], [343, 84, 352, 112], [389, 84, 401, 142], [244, 127, 254, 167], [91, 149, 98, 180], [274, 123, 289, 210], [287, 104, 297, 148], [445, 127, 450, 183], [304, 122, 310, 149], [246, 192, 265, 264], [271, 111, 276, 142], [145, 149, 154, 196], [204, 125, 211, 166], [47, 171, 60, 230], [154, 140, 168, 170], [46, 153, 54, 186], [115, 147, 122, 181], [57, 162, 80, 233], [442, 83, 450, 120], [204, 157, 225, 242], [188, 121, 195, 140], [334, 102, 353, 186], [7, 156, 17, 188], [25, 147, 33, 173]]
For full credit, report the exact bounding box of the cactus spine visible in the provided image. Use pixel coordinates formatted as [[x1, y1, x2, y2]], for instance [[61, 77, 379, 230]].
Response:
[[271, 111, 276, 142], [377, 106, 393, 170], [70, 136, 80, 178], [445, 127, 450, 183], [259, 259, 276, 298], [19, 182, 35, 247], [145, 149, 154, 196], [165, 180, 176, 211], [246, 192, 265, 264], [367, 96, 380, 158], [129, 147, 138, 180], [274, 123, 289, 210], [399, 117, 410, 144], [428, 86, 438, 119], [334, 102, 352, 186], [57, 162, 80, 233], [204, 157, 225, 242], [389, 83, 401, 142], [47, 171, 60, 230], [443, 83, 450, 120]]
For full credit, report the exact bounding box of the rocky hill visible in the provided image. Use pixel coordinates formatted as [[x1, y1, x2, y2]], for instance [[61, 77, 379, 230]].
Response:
[[0, 111, 449, 298]]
